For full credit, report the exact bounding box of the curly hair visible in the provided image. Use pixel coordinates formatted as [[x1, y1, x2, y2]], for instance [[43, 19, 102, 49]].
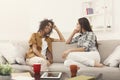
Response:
[[38, 19, 54, 36]]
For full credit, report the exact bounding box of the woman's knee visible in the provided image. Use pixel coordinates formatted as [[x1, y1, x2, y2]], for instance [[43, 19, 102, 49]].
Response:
[[64, 59, 75, 67]]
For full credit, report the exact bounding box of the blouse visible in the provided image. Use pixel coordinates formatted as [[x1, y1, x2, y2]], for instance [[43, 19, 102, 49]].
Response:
[[25, 32, 54, 63], [71, 31, 97, 52]]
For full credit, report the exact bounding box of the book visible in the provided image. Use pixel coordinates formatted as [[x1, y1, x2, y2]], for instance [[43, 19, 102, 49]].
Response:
[[86, 8, 94, 15], [68, 75, 95, 80]]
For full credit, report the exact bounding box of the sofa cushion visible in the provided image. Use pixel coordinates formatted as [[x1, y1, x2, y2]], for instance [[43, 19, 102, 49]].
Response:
[[11, 64, 32, 73], [52, 42, 66, 63], [103, 45, 120, 67], [52, 42, 77, 63], [48, 63, 69, 72], [52, 40, 120, 63], [98, 40, 120, 63]]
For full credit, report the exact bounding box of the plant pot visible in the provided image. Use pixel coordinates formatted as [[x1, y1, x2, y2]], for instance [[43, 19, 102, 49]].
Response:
[[0, 75, 11, 80]]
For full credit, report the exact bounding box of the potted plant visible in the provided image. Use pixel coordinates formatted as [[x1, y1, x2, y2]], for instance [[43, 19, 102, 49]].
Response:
[[0, 64, 12, 80]]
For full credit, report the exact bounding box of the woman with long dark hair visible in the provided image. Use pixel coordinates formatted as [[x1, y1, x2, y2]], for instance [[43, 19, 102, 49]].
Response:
[[62, 17, 103, 67], [25, 19, 65, 71]]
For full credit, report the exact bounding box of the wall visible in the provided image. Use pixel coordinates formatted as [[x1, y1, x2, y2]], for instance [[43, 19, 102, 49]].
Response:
[[0, 0, 120, 41], [113, 0, 120, 32], [0, 0, 82, 40]]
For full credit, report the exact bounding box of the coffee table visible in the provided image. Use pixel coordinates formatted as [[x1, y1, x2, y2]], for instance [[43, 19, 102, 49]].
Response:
[[11, 71, 103, 80], [11, 71, 70, 80]]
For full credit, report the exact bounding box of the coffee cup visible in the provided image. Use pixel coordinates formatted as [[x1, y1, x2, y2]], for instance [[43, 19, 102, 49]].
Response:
[[70, 64, 78, 77], [33, 63, 41, 74]]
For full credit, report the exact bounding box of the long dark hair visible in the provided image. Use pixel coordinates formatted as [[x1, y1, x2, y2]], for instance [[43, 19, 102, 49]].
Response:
[[78, 17, 98, 49], [38, 19, 54, 36], [78, 17, 92, 33]]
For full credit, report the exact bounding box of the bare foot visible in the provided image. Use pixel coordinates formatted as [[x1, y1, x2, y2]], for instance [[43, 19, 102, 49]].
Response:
[[94, 62, 104, 67]]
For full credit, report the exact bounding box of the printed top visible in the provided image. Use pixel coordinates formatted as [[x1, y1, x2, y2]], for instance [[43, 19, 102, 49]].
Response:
[[71, 31, 98, 52]]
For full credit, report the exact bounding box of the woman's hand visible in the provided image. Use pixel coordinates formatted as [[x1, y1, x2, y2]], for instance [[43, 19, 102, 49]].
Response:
[[46, 60, 51, 66], [52, 24, 65, 42], [73, 26, 80, 34], [62, 49, 71, 59], [53, 25, 58, 30]]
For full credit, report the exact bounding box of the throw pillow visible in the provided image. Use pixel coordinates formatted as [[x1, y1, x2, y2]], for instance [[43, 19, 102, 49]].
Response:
[[12, 41, 28, 65], [0, 41, 28, 64], [0, 42, 17, 64], [103, 45, 120, 67]]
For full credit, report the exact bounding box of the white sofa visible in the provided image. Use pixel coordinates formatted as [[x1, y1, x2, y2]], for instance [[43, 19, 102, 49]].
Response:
[[0, 40, 120, 80]]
